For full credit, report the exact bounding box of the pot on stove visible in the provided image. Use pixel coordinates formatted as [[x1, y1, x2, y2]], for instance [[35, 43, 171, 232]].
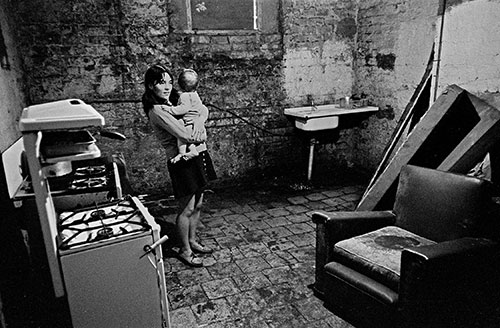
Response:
[[42, 161, 73, 177], [20, 151, 73, 178]]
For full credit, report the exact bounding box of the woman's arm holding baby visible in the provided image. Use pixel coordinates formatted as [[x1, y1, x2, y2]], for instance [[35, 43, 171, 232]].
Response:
[[186, 104, 208, 140], [149, 106, 206, 144]]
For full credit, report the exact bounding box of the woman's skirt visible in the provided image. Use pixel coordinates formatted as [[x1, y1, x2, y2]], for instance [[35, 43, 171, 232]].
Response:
[[167, 150, 217, 198]]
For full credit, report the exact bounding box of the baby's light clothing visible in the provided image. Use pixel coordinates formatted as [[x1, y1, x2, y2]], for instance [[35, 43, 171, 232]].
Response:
[[162, 91, 207, 141]]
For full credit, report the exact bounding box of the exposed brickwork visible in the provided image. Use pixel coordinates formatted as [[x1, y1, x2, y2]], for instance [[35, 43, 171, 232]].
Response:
[[353, 0, 438, 171], [281, 0, 367, 170], [10, 0, 288, 194], [9, 0, 440, 194], [0, 0, 25, 150]]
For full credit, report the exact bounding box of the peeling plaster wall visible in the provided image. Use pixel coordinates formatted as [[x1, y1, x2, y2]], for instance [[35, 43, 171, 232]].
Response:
[[283, 0, 442, 174], [352, 0, 500, 174], [353, 0, 438, 171], [0, 2, 28, 327], [436, 0, 500, 108], [0, 0, 26, 151], [8, 0, 500, 194], [282, 0, 356, 105], [284, 39, 353, 104], [281, 0, 358, 169], [10, 0, 366, 194], [12, 0, 291, 194]]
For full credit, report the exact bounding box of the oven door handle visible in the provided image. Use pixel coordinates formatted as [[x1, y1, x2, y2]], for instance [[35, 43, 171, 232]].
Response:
[[99, 129, 126, 141], [140, 235, 169, 258]]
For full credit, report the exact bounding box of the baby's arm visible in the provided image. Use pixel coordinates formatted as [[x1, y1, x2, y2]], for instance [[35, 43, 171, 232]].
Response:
[[153, 103, 191, 116], [149, 106, 205, 144], [154, 93, 191, 116]]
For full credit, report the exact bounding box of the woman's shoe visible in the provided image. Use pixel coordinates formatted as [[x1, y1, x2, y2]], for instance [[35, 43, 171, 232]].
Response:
[[190, 243, 214, 254], [177, 252, 203, 267]]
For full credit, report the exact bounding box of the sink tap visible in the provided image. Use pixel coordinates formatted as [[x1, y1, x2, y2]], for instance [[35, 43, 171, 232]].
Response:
[[312, 100, 318, 111], [308, 95, 317, 111]]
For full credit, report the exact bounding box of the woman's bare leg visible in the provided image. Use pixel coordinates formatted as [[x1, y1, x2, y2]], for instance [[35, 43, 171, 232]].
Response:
[[188, 192, 204, 246], [176, 194, 196, 256], [176, 193, 204, 266]]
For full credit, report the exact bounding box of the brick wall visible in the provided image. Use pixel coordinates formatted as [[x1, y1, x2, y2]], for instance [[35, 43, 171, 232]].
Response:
[[354, 0, 438, 170], [0, 3, 30, 327], [281, 0, 359, 169], [0, 0, 25, 151], [436, 0, 500, 109], [11, 0, 444, 194], [12, 0, 356, 194], [11, 0, 286, 194]]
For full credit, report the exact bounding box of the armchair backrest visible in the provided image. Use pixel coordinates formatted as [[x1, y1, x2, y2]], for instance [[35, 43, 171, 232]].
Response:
[[394, 165, 493, 242]]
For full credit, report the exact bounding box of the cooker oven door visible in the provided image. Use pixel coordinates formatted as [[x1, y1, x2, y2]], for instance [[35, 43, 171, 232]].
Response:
[[60, 233, 166, 328]]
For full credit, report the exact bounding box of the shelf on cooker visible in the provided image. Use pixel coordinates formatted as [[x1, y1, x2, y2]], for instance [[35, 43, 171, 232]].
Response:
[[40, 130, 101, 163], [42, 144, 101, 164]]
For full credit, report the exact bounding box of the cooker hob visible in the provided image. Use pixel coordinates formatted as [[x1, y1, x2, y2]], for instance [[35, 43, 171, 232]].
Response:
[[18, 158, 117, 197], [58, 197, 151, 250]]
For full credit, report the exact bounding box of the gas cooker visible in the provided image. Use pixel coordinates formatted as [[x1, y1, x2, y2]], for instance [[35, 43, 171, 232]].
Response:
[[17, 157, 117, 198], [54, 162, 110, 192], [58, 197, 151, 250]]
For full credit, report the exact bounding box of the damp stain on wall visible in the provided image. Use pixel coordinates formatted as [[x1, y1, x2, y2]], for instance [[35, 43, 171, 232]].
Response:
[[375, 53, 396, 70], [0, 25, 10, 69], [363, 52, 396, 70], [336, 17, 357, 39], [377, 105, 396, 120]]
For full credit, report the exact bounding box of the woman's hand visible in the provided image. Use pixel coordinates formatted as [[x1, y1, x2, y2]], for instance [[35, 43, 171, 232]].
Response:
[[189, 117, 206, 142]]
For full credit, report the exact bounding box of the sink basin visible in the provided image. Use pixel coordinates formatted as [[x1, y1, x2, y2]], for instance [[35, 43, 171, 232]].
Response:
[[284, 103, 379, 181], [284, 104, 378, 131]]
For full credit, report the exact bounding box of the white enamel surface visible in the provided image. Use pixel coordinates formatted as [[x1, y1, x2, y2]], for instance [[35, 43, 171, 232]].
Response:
[[19, 99, 104, 131], [284, 105, 378, 131]]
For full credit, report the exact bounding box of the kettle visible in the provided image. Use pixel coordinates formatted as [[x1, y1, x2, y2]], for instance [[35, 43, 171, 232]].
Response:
[[20, 151, 73, 179], [42, 161, 73, 177]]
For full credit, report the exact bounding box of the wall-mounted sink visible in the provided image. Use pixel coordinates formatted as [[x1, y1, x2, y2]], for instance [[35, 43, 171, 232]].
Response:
[[284, 103, 379, 181], [284, 104, 378, 131]]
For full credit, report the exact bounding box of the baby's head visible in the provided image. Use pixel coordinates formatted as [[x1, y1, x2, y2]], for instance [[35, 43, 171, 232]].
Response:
[[178, 69, 199, 92]]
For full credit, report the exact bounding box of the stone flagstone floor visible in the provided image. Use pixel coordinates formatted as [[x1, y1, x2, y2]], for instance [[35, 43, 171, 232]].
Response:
[[141, 176, 365, 328]]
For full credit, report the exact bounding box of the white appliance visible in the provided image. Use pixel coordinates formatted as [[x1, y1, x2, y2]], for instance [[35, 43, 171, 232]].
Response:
[[58, 197, 169, 328], [18, 99, 107, 297], [18, 99, 170, 328]]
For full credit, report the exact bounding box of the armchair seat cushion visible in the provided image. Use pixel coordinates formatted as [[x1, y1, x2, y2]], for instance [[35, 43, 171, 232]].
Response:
[[333, 226, 436, 290]]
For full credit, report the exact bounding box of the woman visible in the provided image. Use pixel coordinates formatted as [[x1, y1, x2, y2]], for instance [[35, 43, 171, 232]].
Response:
[[142, 64, 217, 267]]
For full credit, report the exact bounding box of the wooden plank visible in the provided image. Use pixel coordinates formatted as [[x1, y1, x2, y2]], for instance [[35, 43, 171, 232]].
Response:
[[357, 85, 479, 210], [438, 93, 500, 173], [490, 143, 500, 186], [362, 49, 434, 199]]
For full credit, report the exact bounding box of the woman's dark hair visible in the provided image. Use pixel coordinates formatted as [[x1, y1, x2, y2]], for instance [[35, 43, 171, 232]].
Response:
[[141, 64, 179, 116]]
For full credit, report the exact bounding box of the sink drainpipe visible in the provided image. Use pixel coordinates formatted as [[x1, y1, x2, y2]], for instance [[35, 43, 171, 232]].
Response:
[[308, 138, 317, 181]]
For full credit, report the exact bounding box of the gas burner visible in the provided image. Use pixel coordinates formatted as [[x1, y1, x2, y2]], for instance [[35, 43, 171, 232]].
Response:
[[75, 165, 106, 176], [58, 198, 151, 249], [95, 227, 114, 240], [90, 209, 106, 221], [70, 177, 107, 189]]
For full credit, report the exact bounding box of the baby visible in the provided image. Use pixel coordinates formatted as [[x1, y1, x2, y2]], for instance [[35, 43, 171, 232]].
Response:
[[169, 69, 208, 163]]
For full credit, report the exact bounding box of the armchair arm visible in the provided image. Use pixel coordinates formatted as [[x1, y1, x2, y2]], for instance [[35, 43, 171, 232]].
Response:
[[312, 210, 396, 243], [399, 237, 500, 307], [311, 210, 395, 295]]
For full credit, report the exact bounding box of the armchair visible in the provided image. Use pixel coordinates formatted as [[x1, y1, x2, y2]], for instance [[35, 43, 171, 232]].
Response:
[[312, 165, 500, 328]]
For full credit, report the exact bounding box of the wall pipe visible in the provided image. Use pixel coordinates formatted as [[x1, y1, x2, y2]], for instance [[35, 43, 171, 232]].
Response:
[[430, 0, 447, 104]]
